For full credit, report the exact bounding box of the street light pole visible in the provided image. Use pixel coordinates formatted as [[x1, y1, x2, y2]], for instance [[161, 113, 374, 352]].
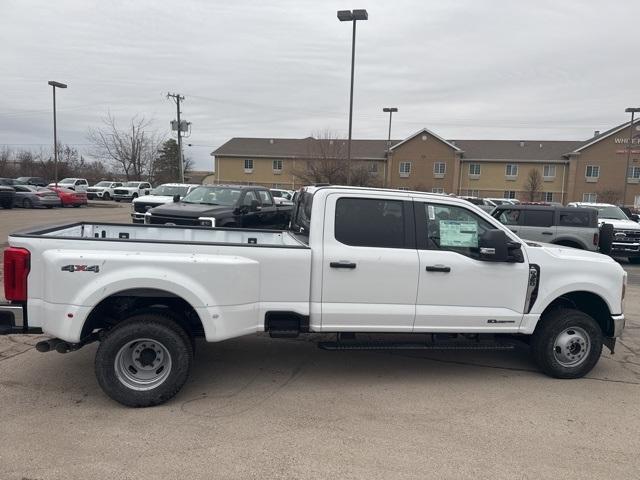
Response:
[[338, 9, 368, 185], [48, 81, 67, 187], [382, 107, 397, 188], [623, 107, 640, 207]]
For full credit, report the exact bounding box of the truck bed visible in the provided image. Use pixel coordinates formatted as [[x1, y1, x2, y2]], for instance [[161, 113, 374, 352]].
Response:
[[12, 222, 307, 248]]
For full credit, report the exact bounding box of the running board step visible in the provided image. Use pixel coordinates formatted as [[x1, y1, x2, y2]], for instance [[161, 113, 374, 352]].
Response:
[[318, 341, 516, 351]]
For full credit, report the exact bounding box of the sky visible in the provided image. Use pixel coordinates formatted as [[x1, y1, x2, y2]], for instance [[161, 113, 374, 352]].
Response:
[[1, 0, 639, 171]]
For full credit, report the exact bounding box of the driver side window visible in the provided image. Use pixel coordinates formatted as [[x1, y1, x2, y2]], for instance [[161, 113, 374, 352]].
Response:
[[243, 190, 258, 207], [420, 203, 495, 259]]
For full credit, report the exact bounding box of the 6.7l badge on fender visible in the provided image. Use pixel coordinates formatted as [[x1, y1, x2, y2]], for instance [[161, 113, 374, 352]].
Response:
[[61, 264, 100, 273]]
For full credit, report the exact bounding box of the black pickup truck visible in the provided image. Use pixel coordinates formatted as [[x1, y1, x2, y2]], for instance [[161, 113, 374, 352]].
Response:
[[145, 184, 292, 229]]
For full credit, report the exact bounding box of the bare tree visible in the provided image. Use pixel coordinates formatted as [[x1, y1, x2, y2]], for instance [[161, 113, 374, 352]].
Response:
[[0, 147, 13, 177], [597, 189, 622, 205], [87, 114, 162, 180], [290, 130, 377, 187], [524, 168, 543, 201]]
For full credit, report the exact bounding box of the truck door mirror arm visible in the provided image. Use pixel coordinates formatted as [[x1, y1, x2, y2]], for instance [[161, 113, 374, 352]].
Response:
[[479, 229, 524, 263]]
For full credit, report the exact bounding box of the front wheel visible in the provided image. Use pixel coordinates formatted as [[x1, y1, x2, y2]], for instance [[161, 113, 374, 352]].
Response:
[[103, 192, 111, 201], [95, 314, 193, 407], [531, 308, 603, 379]]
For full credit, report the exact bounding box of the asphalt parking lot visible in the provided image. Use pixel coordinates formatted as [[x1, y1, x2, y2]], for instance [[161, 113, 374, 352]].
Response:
[[1, 207, 639, 479]]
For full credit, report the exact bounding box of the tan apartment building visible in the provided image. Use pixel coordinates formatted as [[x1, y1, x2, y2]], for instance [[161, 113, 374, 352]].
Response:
[[211, 118, 640, 206]]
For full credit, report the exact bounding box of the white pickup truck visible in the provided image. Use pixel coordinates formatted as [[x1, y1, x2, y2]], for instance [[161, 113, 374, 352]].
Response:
[[0, 186, 626, 407]]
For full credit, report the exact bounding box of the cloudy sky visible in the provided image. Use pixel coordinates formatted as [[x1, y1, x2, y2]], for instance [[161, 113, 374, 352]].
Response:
[[2, 0, 639, 170]]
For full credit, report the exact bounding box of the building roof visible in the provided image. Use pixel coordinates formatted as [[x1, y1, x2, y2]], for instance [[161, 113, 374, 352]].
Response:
[[212, 119, 640, 163], [212, 137, 398, 160], [453, 139, 582, 161]]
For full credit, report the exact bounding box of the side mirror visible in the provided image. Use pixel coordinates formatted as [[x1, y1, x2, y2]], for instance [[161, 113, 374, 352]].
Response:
[[173, 194, 181, 203], [631, 214, 639, 222], [479, 229, 523, 263], [250, 199, 261, 212]]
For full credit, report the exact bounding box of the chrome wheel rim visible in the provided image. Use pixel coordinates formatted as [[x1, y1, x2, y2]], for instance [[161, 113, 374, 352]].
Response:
[[114, 338, 172, 391], [553, 327, 591, 367]]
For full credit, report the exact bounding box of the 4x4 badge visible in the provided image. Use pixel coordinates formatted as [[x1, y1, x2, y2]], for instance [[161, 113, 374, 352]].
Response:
[[61, 264, 100, 273]]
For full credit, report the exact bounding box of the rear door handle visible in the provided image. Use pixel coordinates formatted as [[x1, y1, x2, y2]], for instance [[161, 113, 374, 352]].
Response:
[[425, 264, 451, 273], [541, 231, 553, 235], [330, 261, 357, 269]]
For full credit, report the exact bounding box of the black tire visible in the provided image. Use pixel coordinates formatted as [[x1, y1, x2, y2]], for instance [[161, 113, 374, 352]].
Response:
[[115, 199, 121, 202], [95, 314, 193, 407], [629, 257, 640, 264], [599, 223, 613, 255], [132, 193, 138, 199], [531, 308, 603, 379], [103, 192, 111, 201], [45, 205, 53, 209], [22, 198, 33, 209]]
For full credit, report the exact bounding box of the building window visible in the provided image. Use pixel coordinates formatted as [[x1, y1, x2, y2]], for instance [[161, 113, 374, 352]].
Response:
[[585, 165, 600, 181], [583, 193, 597, 203], [399, 162, 411, 177], [543, 192, 554, 202], [272, 159, 283, 173], [504, 190, 516, 199], [505, 164, 518, 177], [469, 164, 481, 176], [368, 162, 378, 174], [543, 165, 556, 179], [628, 166, 640, 179], [433, 162, 446, 177], [462, 189, 480, 197], [244, 159, 254, 173], [432, 187, 445, 194]]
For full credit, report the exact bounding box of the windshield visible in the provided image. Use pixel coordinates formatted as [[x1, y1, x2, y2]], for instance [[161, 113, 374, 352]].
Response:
[[592, 205, 629, 220], [182, 186, 241, 206], [94, 181, 111, 187], [122, 182, 142, 187], [152, 185, 190, 196]]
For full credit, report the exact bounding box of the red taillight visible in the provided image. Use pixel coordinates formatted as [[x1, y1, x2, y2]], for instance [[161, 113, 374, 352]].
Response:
[[593, 233, 599, 246], [4, 247, 30, 302]]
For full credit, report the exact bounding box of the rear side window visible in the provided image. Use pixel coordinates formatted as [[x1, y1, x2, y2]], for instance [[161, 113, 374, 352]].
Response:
[[497, 209, 521, 226], [558, 211, 592, 227], [522, 210, 554, 227], [335, 198, 405, 248]]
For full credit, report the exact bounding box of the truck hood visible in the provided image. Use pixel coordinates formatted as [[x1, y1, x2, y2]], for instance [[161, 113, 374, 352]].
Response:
[[526, 241, 615, 264], [149, 202, 233, 218], [134, 195, 173, 205], [598, 218, 640, 230]]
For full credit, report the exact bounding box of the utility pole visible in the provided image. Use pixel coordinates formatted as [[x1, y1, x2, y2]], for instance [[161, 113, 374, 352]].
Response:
[[167, 92, 185, 183]]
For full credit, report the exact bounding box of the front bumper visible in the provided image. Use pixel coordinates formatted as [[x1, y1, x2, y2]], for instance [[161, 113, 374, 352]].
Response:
[[0, 303, 40, 335], [131, 212, 145, 223], [87, 191, 104, 199], [612, 241, 640, 256], [612, 314, 625, 337]]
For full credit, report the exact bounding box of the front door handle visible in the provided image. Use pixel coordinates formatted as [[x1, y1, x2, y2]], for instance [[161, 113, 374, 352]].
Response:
[[425, 264, 451, 273], [541, 231, 553, 235], [330, 261, 357, 269]]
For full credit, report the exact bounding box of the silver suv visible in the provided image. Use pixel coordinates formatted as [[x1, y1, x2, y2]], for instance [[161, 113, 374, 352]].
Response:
[[492, 205, 611, 252]]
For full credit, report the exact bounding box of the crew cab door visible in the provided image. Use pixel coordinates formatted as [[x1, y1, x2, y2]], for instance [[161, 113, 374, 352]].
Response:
[[518, 208, 556, 243], [256, 189, 278, 228], [320, 193, 419, 331], [413, 199, 529, 331]]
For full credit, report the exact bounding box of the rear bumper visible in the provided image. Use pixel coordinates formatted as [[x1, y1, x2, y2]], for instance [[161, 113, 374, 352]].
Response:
[[0, 303, 41, 335]]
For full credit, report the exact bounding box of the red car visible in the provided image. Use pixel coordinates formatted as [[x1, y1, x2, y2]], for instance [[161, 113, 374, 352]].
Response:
[[49, 186, 88, 207]]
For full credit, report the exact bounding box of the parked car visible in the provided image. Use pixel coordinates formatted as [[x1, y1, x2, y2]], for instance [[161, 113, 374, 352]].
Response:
[[459, 196, 496, 212], [0, 177, 26, 186], [86, 181, 123, 200], [47, 178, 89, 192], [48, 186, 88, 207], [16, 176, 47, 187], [0, 186, 626, 407], [12, 185, 61, 209], [131, 183, 199, 223], [485, 197, 520, 206], [568, 202, 640, 263], [145, 184, 292, 229], [113, 181, 152, 202], [0, 184, 15, 209], [270, 188, 294, 205], [492, 204, 608, 252]]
